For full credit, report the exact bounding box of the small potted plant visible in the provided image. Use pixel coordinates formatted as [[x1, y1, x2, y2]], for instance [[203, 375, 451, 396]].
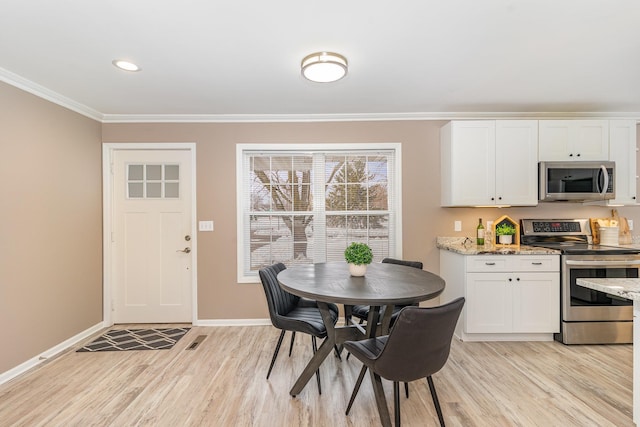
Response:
[[495, 223, 516, 245], [344, 242, 373, 276]]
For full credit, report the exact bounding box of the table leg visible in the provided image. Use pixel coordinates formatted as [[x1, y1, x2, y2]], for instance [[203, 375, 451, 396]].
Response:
[[290, 301, 336, 396], [379, 304, 395, 335], [366, 306, 381, 338], [289, 303, 371, 396], [344, 304, 353, 326]]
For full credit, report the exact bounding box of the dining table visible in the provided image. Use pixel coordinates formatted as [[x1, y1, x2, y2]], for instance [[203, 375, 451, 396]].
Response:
[[277, 261, 445, 425]]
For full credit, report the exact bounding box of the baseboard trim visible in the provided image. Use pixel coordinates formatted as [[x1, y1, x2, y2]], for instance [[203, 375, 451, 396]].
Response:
[[0, 321, 106, 386], [194, 318, 271, 327]]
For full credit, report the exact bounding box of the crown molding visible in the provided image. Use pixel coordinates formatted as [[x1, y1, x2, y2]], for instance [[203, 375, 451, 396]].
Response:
[[0, 67, 103, 121], [101, 111, 640, 123], [2, 69, 639, 124]]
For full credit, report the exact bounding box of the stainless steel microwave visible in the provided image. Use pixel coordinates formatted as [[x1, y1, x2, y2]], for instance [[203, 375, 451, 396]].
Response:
[[539, 161, 615, 201]]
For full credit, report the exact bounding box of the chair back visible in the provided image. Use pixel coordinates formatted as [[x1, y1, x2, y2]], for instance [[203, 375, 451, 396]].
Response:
[[381, 257, 423, 270], [372, 297, 465, 382], [258, 263, 299, 327]]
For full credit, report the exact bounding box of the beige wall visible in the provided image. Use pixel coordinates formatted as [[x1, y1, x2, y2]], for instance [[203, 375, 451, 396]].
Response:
[[102, 121, 640, 321], [0, 82, 103, 373], [3, 79, 639, 375]]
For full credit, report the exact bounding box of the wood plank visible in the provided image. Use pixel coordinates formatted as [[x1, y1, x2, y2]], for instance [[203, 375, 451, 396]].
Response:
[[0, 325, 633, 426]]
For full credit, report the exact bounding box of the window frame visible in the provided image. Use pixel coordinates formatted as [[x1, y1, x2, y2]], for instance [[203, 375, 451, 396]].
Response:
[[236, 143, 403, 283]]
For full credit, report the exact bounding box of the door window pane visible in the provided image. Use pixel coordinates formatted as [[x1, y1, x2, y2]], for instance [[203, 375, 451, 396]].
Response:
[[126, 163, 181, 199]]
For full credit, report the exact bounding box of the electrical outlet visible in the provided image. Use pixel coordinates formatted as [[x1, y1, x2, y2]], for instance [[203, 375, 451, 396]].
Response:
[[454, 220, 462, 232], [629, 220, 634, 231]]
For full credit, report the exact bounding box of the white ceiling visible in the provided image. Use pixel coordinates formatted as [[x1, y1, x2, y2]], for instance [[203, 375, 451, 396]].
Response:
[[1, 0, 640, 122]]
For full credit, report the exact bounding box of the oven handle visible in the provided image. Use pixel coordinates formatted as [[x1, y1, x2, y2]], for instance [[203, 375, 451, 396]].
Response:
[[565, 259, 640, 266]]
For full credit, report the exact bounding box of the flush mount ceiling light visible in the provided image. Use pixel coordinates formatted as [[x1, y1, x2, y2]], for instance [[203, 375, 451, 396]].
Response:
[[301, 51, 348, 83], [112, 59, 141, 72]]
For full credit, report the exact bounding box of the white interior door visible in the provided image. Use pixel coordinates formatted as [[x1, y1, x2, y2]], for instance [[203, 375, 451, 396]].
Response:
[[112, 149, 193, 323]]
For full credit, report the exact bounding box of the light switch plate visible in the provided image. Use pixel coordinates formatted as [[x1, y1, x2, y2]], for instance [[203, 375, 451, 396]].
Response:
[[199, 220, 214, 231], [454, 220, 462, 232], [629, 220, 634, 231]]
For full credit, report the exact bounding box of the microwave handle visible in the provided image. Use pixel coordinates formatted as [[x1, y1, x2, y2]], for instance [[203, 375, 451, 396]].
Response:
[[599, 165, 609, 196]]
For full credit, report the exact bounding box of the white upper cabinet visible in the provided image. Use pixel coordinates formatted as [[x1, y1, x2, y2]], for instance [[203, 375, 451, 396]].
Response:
[[539, 120, 609, 161], [495, 121, 539, 206], [441, 120, 538, 207], [608, 120, 637, 205]]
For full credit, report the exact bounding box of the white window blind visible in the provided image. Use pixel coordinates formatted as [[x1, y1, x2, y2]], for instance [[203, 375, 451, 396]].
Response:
[[236, 143, 401, 282]]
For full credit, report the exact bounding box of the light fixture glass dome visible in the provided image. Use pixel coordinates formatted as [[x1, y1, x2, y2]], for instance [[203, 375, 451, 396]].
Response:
[[301, 52, 348, 83]]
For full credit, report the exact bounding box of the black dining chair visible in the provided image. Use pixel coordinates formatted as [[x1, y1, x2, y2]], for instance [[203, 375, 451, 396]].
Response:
[[258, 262, 340, 394], [347, 257, 424, 326], [344, 297, 465, 427], [344, 257, 424, 397]]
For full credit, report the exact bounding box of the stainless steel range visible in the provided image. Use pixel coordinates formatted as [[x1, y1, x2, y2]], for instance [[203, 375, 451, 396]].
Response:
[[521, 218, 640, 344]]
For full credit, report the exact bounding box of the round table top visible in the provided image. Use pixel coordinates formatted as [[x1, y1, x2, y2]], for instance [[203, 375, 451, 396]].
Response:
[[277, 262, 445, 306]]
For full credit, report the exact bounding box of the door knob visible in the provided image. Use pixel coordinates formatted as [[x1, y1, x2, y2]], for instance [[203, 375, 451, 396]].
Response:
[[177, 247, 191, 253]]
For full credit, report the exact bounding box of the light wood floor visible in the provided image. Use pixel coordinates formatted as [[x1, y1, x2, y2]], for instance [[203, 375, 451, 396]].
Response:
[[0, 324, 633, 426]]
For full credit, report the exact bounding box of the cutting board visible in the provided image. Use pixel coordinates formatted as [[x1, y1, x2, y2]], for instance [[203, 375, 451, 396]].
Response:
[[613, 209, 632, 244], [591, 211, 632, 245]]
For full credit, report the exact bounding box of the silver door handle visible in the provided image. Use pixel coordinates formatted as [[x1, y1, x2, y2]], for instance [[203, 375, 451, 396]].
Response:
[[177, 247, 191, 253]]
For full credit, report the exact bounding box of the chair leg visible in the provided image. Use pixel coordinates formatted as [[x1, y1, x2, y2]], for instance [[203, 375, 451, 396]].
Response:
[[404, 382, 409, 398], [427, 375, 445, 427], [393, 381, 401, 426], [312, 336, 321, 394], [266, 330, 286, 379], [334, 345, 342, 360], [288, 331, 296, 357], [346, 365, 368, 415]]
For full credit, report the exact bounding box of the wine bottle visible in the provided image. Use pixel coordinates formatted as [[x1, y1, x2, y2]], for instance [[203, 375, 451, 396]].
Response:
[[476, 218, 485, 245]]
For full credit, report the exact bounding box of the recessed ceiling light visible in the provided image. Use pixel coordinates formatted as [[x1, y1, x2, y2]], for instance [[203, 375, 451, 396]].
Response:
[[301, 52, 348, 83], [112, 59, 141, 72]]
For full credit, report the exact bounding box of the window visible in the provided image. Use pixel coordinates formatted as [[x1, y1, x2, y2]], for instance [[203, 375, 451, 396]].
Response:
[[236, 143, 401, 282], [127, 163, 180, 199]]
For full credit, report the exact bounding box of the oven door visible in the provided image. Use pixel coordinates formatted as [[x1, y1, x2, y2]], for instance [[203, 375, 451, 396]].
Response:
[[562, 255, 640, 322]]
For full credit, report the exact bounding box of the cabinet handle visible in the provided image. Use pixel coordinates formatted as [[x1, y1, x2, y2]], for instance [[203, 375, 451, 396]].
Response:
[[508, 278, 512, 282], [531, 262, 543, 265], [485, 262, 496, 266], [517, 277, 520, 281], [577, 153, 581, 157], [569, 153, 573, 157]]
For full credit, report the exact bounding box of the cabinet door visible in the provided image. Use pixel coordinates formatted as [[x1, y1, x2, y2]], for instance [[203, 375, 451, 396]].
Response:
[[512, 272, 559, 333], [539, 120, 609, 161], [575, 120, 609, 160], [441, 121, 496, 206], [608, 120, 637, 205], [495, 120, 538, 206], [466, 273, 512, 333], [539, 121, 572, 161]]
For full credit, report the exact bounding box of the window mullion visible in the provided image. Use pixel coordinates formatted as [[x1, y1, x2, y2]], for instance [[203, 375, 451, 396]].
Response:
[[312, 152, 326, 262]]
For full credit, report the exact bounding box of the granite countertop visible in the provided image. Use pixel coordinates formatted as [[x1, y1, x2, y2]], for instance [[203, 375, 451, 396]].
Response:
[[436, 237, 560, 256], [576, 278, 640, 301]]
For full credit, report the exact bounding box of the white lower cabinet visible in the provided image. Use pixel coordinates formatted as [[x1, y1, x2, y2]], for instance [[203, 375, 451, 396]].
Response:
[[440, 251, 560, 341]]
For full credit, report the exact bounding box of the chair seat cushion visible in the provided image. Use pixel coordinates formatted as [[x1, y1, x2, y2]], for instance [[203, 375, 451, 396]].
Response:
[[343, 335, 388, 360], [277, 306, 338, 338]]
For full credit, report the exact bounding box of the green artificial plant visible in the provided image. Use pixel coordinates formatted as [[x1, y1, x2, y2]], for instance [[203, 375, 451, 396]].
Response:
[[495, 223, 516, 236], [344, 242, 373, 265]]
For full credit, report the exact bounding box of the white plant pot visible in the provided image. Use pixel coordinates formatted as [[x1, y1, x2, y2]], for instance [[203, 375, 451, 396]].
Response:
[[499, 235, 513, 244], [349, 263, 367, 277]]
